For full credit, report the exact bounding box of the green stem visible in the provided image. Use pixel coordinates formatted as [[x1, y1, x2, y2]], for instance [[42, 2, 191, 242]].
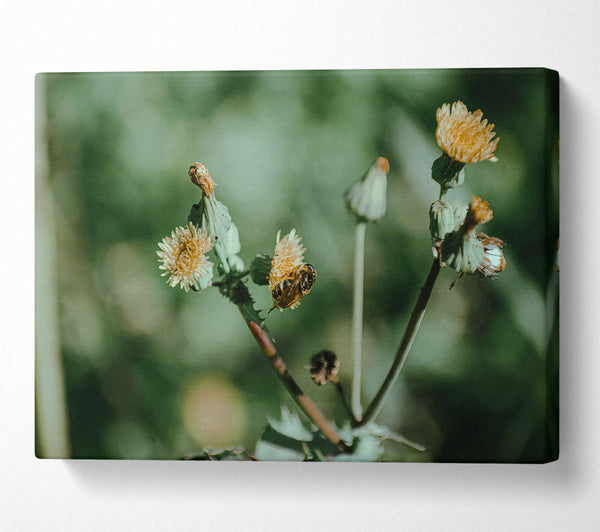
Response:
[[351, 222, 367, 421], [335, 382, 357, 424], [359, 258, 441, 426]]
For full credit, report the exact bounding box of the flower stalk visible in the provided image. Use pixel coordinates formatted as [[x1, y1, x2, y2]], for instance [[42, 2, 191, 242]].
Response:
[[346, 157, 389, 423], [359, 257, 441, 426], [336, 382, 357, 425], [351, 221, 366, 421]]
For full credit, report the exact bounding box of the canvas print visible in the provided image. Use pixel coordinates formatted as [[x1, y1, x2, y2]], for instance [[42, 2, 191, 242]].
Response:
[[35, 69, 559, 462]]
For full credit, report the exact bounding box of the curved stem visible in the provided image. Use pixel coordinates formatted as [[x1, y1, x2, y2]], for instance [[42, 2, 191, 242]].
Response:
[[335, 381, 357, 424], [242, 313, 350, 454], [351, 222, 367, 421], [359, 258, 441, 426]]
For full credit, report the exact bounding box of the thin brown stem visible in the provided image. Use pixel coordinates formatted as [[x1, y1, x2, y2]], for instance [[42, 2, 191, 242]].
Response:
[[358, 258, 441, 426], [243, 314, 351, 454]]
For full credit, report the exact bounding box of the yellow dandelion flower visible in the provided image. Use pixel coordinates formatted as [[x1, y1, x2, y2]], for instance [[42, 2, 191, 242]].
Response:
[[436, 101, 499, 163], [268, 229, 306, 292], [157, 222, 214, 292], [463, 196, 493, 232]]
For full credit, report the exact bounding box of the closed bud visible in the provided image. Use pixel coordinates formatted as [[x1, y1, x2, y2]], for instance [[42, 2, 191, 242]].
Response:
[[429, 200, 468, 239], [221, 221, 241, 258], [346, 157, 389, 223]]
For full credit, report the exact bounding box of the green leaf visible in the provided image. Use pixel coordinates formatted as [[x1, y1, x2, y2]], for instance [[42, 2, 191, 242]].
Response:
[[182, 447, 255, 461], [217, 272, 272, 339], [333, 434, 384, 462], [268, 406, 314, 441], [254, 425, 307, 461], [333, 422, 425, 462], [431, 152, 465, 189], [249, 253, 272, 286], [254, 412, 424, 462], [254, 407, 315, 461], [187, 202, 205, 227]]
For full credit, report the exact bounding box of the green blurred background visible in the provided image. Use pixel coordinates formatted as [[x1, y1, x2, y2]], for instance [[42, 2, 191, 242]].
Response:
[[35, 69, 558, 462]]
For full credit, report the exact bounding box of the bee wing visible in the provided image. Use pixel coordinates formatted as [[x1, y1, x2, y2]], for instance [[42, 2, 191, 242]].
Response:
[[278, 277, 303, 309]]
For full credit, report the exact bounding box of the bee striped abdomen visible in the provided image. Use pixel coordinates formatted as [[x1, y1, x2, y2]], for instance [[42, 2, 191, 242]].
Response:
[[270, 263, 317, 311]]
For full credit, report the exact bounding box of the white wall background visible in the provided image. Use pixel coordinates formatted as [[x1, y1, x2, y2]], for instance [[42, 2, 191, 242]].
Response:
[[2, 1, 599, 530]]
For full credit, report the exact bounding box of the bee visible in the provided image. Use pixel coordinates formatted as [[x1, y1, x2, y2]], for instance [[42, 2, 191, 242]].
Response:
[[269, 263, 317, 312]]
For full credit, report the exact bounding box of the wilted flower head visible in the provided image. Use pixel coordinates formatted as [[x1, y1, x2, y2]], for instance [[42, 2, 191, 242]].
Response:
[[268, 229, 306, 293], [157, 222, 214, 292], [310, 350, 340, 386], [476, 233, 507, 278], [436, 101, 499, 164], [187, 162, 237, 274], [442, 230, 484, 274], [346, 157, 389, 223], [463, 196, 493, 232], [441, 196, 495, 274], [189, 162, 215, 196]]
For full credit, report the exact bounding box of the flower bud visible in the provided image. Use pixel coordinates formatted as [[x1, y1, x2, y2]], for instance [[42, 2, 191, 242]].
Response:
[[429, 200, 468, 239], [221, 221, 241, 258], [249, 254, 272, 286], [309, 350, 340, 386], [187, 163, 232, 247], [189, 162, 215, 196], [346, 157, 389, 223], [204, 197, 233, 247]]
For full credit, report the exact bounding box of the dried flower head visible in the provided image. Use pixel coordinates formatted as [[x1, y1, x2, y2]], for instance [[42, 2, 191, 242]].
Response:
[[310, 350, 340, 386], [436, 101, 499, 163], [157, 222, 214, 292], [476, 233, 507, 278], [268, 229, 306, 293], [189, 162, 215, 196], [463, 196, 493, 232]]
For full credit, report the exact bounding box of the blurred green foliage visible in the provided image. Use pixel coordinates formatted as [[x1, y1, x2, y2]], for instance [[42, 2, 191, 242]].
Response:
[[36, 69, 558, 461]]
